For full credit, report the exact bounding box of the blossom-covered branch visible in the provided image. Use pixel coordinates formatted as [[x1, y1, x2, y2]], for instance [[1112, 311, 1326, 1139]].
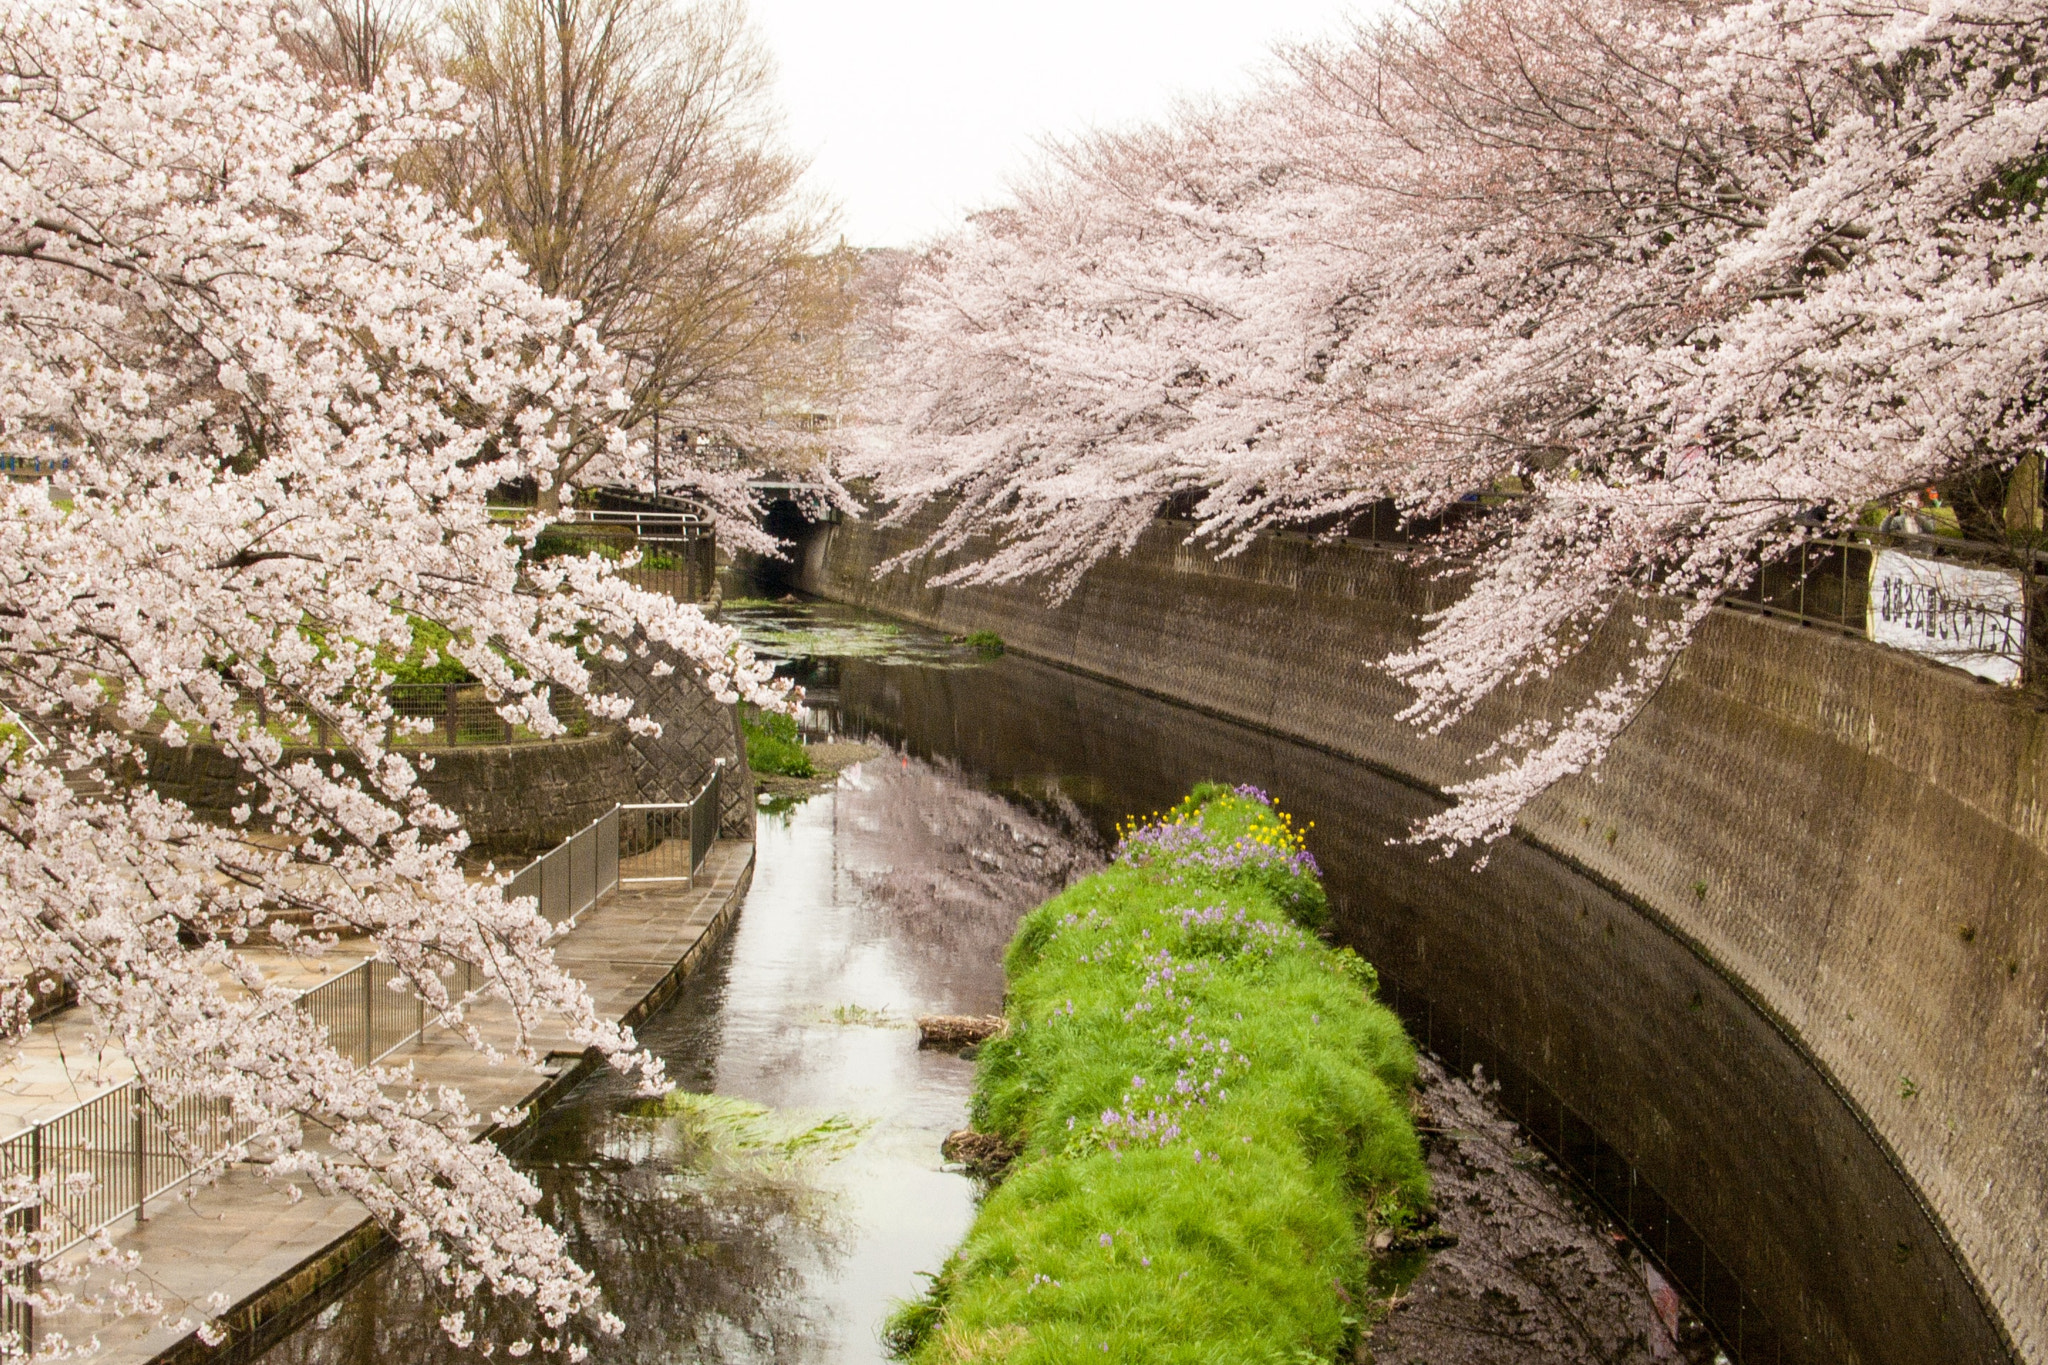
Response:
[[856, 0, 2048, 845], [0, 0, 790, 1352]]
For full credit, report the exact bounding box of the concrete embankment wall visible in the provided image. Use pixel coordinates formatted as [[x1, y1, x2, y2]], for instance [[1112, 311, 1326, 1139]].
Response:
[[141, 668, 755, 858], [797, 516, 2048, 1365]]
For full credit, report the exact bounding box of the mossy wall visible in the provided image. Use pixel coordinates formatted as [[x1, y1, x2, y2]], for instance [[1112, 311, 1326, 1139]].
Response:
[[798, 514, 2048, 1365]]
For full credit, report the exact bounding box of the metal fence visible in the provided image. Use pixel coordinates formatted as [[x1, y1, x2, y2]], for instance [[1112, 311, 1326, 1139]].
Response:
[[553, 507, 712, 542], [0, 952, 430, 1342], [1301, 500, 2044, 674], [239, 684, 591, 750], [1722, 530, 2045, 637], [618, 762, 724, 886], [297, 957, 432, 1068], [385, 684, 590, 748], [0, 765, 731, 1338], [615, 554, 716, 603], [505, 807, 621, 926]]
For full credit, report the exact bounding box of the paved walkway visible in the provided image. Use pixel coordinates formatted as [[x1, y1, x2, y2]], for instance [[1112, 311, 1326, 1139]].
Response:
[[29, 840, 755, 1365]]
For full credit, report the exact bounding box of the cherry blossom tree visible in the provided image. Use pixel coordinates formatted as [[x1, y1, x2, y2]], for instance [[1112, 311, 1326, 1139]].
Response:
[[0, 0, 787, 1353], [857, 0, 2048, 847]]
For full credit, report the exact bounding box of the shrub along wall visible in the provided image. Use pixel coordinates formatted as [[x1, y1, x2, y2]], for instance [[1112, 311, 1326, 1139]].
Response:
[[890, 786, 1424, 1365]]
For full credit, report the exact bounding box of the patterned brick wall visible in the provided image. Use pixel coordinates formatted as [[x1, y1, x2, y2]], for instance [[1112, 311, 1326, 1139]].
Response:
[[596, 658, 755, 837]]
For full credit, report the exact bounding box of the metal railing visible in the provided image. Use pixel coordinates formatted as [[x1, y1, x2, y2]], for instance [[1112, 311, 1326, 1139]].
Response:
[[1292, 498, 2042, 674], [618, 761, 725, 886], [1721, 535, 1876, 637], [0, 763, 732, 1338], [553, 507, 711, 540], [297, 957, 434, 1069], [385, 684, 590, 748], [0, 954, 409, 1343], [505, 807, 620, 926], [235, 683, 591, 751], [1721, 529, 2042, 655]]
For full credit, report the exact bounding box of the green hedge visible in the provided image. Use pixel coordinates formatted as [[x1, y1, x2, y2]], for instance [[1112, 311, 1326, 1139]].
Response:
[[887, 784, 1427, 1364]]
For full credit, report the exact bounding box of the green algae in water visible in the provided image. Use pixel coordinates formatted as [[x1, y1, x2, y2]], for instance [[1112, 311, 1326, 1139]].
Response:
[[725, 604, 997, 669], [650, 1091, 874, 1169], [826, 1003, 901, 1027]]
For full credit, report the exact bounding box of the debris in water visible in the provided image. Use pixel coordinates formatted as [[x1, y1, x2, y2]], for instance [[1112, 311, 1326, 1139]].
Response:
[[917, 1014, 1008, 1048], [940, 1128, 1020, 1176]]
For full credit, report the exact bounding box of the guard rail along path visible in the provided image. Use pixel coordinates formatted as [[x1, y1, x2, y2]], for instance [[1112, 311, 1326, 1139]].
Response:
[[0, 761, 726, 1343]]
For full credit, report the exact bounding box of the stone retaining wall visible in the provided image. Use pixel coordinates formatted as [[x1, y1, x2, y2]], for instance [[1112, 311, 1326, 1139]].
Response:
[[139, 671, 753, 856], [799, 515, 2048, 1365]]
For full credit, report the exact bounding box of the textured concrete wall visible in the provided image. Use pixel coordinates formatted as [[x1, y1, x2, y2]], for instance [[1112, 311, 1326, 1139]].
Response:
[[140, 730, 638, 857], [595, 659, 755, 837], [139, 670, 754, 853], [800, 515, 2048, 1365]]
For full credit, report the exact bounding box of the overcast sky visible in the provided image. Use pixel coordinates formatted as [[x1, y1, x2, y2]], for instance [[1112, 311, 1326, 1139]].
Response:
[[746, 0, 1371, 249]]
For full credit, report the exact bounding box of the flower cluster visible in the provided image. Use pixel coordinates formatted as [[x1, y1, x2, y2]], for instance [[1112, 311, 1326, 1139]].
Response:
[[1091, 1024, 1249, 1155], [1112, 796, 1327, 926], [1114, 815, 1318, 881], [1176, 905, 1312, 961], [1120, 947, 1210, 1021]]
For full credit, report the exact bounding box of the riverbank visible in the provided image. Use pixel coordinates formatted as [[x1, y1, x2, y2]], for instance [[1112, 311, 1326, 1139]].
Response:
[[888, 785, 1426, 1363], [795, 515, 2035, 1365]]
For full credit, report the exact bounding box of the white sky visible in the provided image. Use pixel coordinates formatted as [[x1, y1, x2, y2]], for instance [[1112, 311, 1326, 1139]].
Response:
[[746, 0, 1372, 249]]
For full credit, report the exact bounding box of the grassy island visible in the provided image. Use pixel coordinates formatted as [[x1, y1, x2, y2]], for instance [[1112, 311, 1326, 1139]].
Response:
[[887, 784, 1427, 1364]]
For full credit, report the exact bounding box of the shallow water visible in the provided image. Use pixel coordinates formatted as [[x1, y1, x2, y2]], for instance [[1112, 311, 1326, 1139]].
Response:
[[259, 755, 1091, 1365], [260, 598, 1717, 1365]]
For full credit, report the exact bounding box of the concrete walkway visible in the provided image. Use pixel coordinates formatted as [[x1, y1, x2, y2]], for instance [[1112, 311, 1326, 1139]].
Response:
[[29, 839, 754, 1365]]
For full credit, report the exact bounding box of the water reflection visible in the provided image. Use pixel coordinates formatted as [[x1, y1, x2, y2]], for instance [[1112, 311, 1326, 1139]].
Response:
[[259, 757, 1092, 1365], [817, 641, 2007, 1365], [259, 589, 2001, 1365]]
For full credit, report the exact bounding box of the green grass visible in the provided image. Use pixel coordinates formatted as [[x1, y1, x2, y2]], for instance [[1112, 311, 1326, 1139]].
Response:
[[742, 704, 813, 777], [886, 785, 1427, 1365], [965, 630, 1005, 657], [380, 616, 474, 685]]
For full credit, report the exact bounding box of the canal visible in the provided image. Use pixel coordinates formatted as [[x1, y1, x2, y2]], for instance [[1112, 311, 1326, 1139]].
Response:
[[253, 597, 1997, 1365]]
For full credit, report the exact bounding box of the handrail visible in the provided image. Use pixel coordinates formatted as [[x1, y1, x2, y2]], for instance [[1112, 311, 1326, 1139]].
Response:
[[504, 806, 620, 928], [0, 950, 411, 1284], [0, 757, 733, 1336], [1322, 505, 2039, 675], [619, 759, 725, 888]]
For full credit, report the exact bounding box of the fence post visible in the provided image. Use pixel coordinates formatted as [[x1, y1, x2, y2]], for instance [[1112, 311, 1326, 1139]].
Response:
[[133, 1094, 146, 1224], [26, 1121, 38, 1345], [445, 683, 460, 748], [1843, 543, 1852, 631], [363, 963, 375, 1063]]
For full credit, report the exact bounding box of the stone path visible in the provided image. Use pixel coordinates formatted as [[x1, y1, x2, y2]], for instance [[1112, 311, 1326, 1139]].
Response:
[[21, 840, 754, 1365]]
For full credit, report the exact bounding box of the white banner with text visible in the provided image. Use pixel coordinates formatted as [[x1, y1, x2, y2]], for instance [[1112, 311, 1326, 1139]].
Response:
[[1867, 549, 2026, 684]]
